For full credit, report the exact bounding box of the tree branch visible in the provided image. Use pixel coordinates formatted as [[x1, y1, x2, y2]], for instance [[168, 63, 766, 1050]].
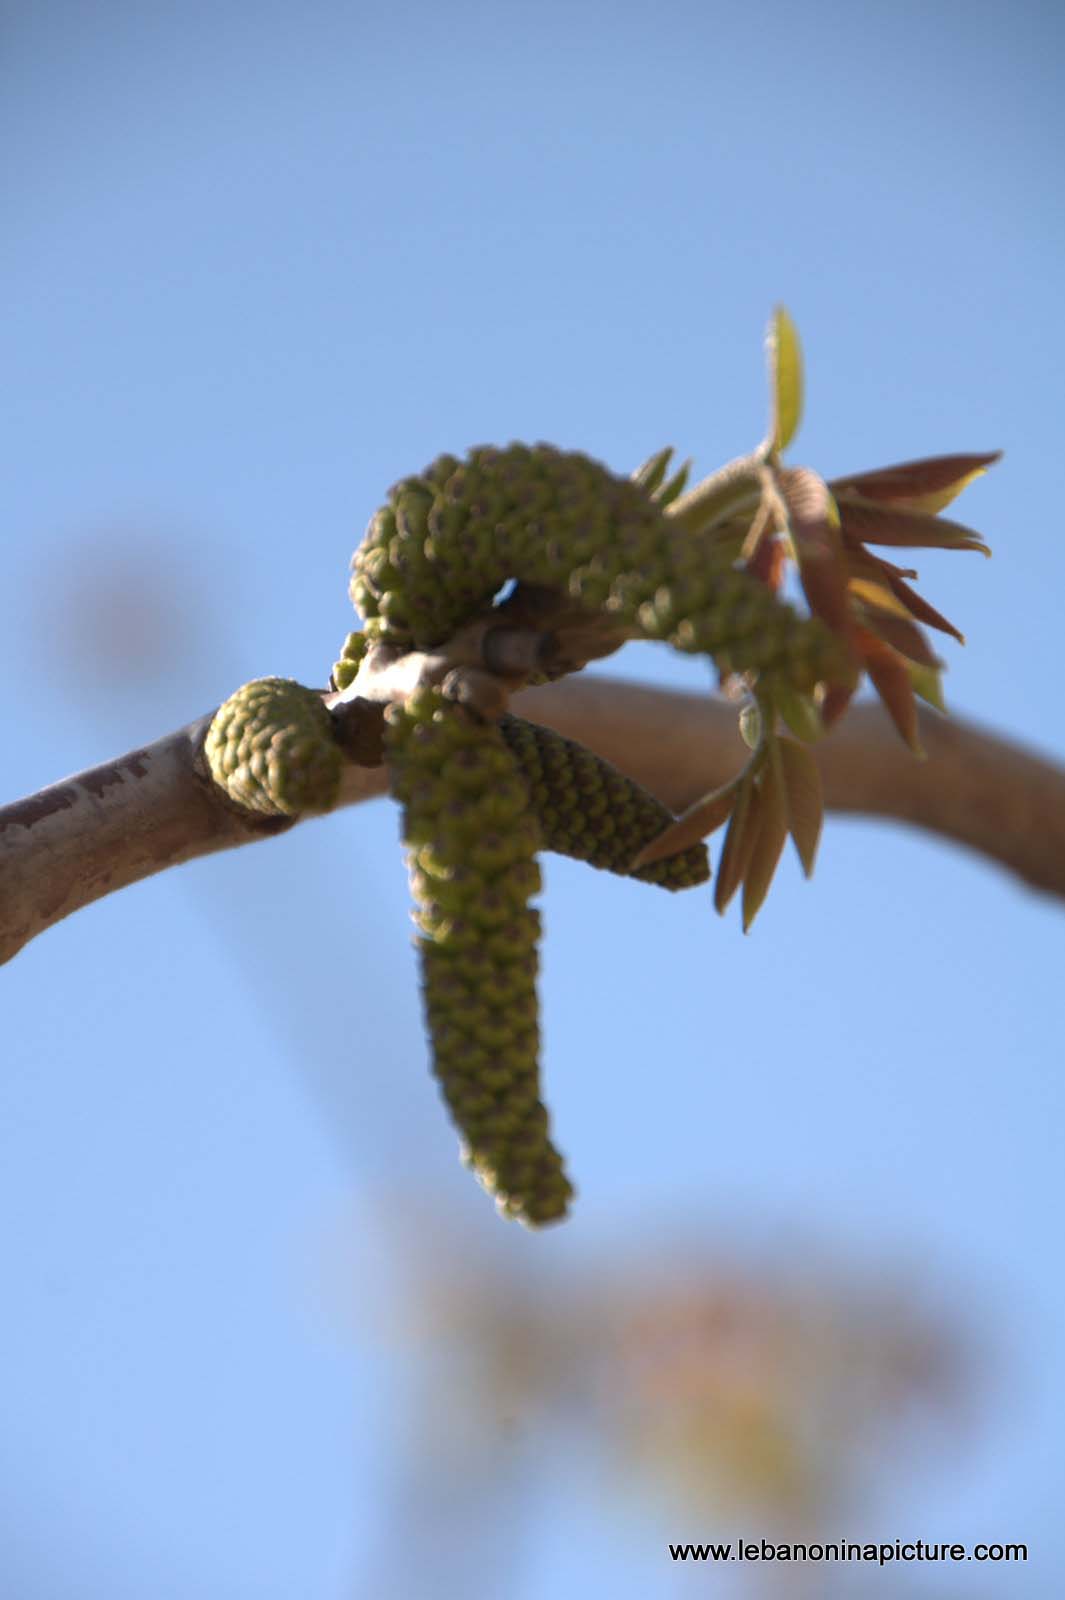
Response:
[[2, 679, 1062, 967]]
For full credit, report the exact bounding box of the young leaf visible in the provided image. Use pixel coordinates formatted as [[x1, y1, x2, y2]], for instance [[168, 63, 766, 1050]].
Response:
[[845, 565, 942, 665], [777, 466, 851, 633], [741, 758, 789, 931], [746, 531, 787, 591], [777, 737, 824, 877], [859, 609, 941, 669], [855, 628, 924, 755], [830, 452, 1001, 512], [820, 681, 855, 728], [843, 544, 913, 581], [632, 446, 674, 495], [713, 777, 759, 915], [847, 575, 917, 621], [629, 777, 741, 870], [907, 661, 947, 712], [767, 306, 803, 453], [775, 684, 824, 744], [656, 457, 693, 507], [837, 498, 991, 555], [883, 573, 965, 643]]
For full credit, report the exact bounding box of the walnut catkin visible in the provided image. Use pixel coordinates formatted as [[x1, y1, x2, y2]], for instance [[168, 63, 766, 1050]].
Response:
[[500, 714, 709, 889], [351, 442, 846, 694], [385, 686, 573, 1226]]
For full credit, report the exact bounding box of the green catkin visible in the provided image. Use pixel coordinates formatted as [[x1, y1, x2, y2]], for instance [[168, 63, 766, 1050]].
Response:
[[385, 686, 573, 1226], [205, 678, 342, 816], [500, 715, 709, 889], [350, 442, 846, 693]]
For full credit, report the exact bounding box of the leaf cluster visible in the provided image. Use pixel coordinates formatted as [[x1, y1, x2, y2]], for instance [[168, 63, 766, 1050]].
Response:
[[633, 309, 997, 925]]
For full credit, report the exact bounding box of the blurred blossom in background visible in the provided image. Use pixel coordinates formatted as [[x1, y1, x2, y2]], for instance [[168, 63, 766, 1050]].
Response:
[[2, 3, 1061, 1596]]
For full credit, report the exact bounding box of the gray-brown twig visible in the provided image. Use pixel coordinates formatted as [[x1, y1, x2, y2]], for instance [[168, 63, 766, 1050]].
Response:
[[1, 677, 1061, 967]]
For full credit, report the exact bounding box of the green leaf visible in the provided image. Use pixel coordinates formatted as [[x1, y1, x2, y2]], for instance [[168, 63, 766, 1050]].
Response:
[[774, 685, 824, 744], [767, 305, 803, 453], [777, 737, 824, 878], [829, 452, 1001, 512], [655, 457, 693, 508], [907, 661, 947, 712], [847, 575, 916, 621], [632, 446, 674, 495]]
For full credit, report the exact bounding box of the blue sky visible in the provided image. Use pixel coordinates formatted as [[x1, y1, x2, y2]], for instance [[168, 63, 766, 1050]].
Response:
[[2, 3, 1062, 1595]]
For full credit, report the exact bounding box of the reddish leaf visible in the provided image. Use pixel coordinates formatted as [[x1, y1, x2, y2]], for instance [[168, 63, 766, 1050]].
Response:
[[883, 572, 965, 644], [847, 575, 916, 620], [777, 737, 824, 877], [837, 498, 990, 555], [872, 557, 920, 579], [830, 452, 1001, 508], [778, 466, 852, 633], [843, 546, 917, 586], [714, 778, 759, 915], [820, 682, 855, 727], [844, 571, 942, 666], [742, 759, 789, 931], [859, 609, 942, 669], [855, 627, 924, 754], [747, 533, 787, 591], [630, 778, 740, 869]]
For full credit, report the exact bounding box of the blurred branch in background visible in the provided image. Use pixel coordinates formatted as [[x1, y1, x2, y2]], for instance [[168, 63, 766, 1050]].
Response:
[[38, 531, 209, 687], [330, 1201, 981, 1600]]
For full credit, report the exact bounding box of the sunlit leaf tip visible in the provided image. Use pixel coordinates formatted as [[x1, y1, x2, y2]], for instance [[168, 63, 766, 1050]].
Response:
[[632, 446, 675, 496], [907, 661, 947, 713], [831, 451, 1002, 516], [767, 305, 804, 454]]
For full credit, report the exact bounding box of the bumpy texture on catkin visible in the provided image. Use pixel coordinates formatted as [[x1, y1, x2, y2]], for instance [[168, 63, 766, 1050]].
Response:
[[500, 715, 709, 889], [205, 678, 342, 816], [351, 442, 845, 692], [385, 687, 573, 1225], [331, 630, 368, 692]]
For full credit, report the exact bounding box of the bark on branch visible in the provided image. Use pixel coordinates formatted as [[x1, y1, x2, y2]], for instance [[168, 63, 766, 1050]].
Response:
[[2, 678, 1062, 967]]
